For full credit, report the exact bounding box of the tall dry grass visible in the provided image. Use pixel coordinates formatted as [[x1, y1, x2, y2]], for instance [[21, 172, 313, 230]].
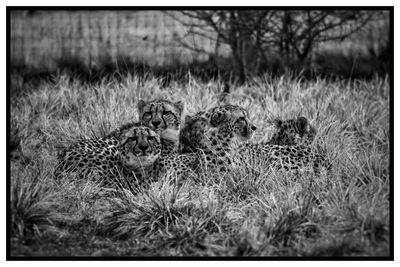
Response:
[[9, 72, 390, 257]]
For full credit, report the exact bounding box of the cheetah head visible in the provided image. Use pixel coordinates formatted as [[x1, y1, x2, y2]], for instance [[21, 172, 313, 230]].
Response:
[[138, 99, 184, 153], [138, 99, 184, 134], [270, 116, 316, 146], [118, 126, 162, 169], [179, 105, 257, 154], [208, 105, 257, 142]]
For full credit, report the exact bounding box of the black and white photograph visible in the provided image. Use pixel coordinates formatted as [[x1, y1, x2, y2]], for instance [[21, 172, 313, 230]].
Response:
[[7, 7, 393, 259]]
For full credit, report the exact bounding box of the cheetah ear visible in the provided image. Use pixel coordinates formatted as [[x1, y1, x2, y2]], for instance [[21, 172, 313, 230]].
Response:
[[137, 100, 146, 113], [183, 115, 192, 125], [117, 130, 130, 145], [112, 122, 137, 139], [210, 112, 226, 127], [175, 101, 185, 112], [273, 119, 283, 128], [297, 117, 309, 132]]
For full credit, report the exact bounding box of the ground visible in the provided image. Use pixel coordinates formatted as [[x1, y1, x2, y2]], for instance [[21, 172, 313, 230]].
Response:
[[9, 73, 390, 257]]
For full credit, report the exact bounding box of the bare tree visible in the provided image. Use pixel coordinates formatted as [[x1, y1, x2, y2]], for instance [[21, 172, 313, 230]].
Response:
[[170, 10, 380, 81], [169, 10, 275, 83], [274, 10, 377, 68]]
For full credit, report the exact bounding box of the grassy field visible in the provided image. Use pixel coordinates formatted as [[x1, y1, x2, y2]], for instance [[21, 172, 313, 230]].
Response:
[[9, 72, 390, 257]]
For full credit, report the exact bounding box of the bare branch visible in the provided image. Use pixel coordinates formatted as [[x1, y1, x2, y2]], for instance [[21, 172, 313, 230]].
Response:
[[169, 10, 380, 76]]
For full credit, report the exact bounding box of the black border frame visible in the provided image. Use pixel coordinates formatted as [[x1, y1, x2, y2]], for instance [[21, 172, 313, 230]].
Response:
[[6, 6, 394, 261]]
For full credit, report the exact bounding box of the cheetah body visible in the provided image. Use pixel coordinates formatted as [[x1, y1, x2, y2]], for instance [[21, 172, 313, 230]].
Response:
[[55, 126, 162, 184], [179, 105, 330, 173]]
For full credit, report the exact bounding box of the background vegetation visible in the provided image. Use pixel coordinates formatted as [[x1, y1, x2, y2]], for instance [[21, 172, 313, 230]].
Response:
[[11, 10, 390, 84]]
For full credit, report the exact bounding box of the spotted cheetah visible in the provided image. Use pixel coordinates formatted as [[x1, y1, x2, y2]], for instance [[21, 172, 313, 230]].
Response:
[[179, 105, 330, 174], [54, 126, 162, 185], [266, 116, 317, 146], [179, 104, 257, 153]]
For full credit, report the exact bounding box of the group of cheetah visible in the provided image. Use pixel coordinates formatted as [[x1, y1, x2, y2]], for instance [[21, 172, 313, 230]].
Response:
[[55, 99, 331, 187]]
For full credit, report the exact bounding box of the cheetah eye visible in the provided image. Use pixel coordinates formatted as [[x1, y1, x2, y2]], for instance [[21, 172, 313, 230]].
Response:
[[143, 112, 152, 118], [236, 117, 246, 124], [127, 136, 138, 143], [120, 137, 136, 146], [163, 111, 173, 116]]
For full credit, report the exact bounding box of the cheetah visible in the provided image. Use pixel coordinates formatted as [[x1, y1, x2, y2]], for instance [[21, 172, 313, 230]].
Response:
[[177, 105, 258, 173], [266, 116, 317, 146], [179, 104, 257, 153], [179, 105, 330, 174], [54, 126, 162, 185]]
